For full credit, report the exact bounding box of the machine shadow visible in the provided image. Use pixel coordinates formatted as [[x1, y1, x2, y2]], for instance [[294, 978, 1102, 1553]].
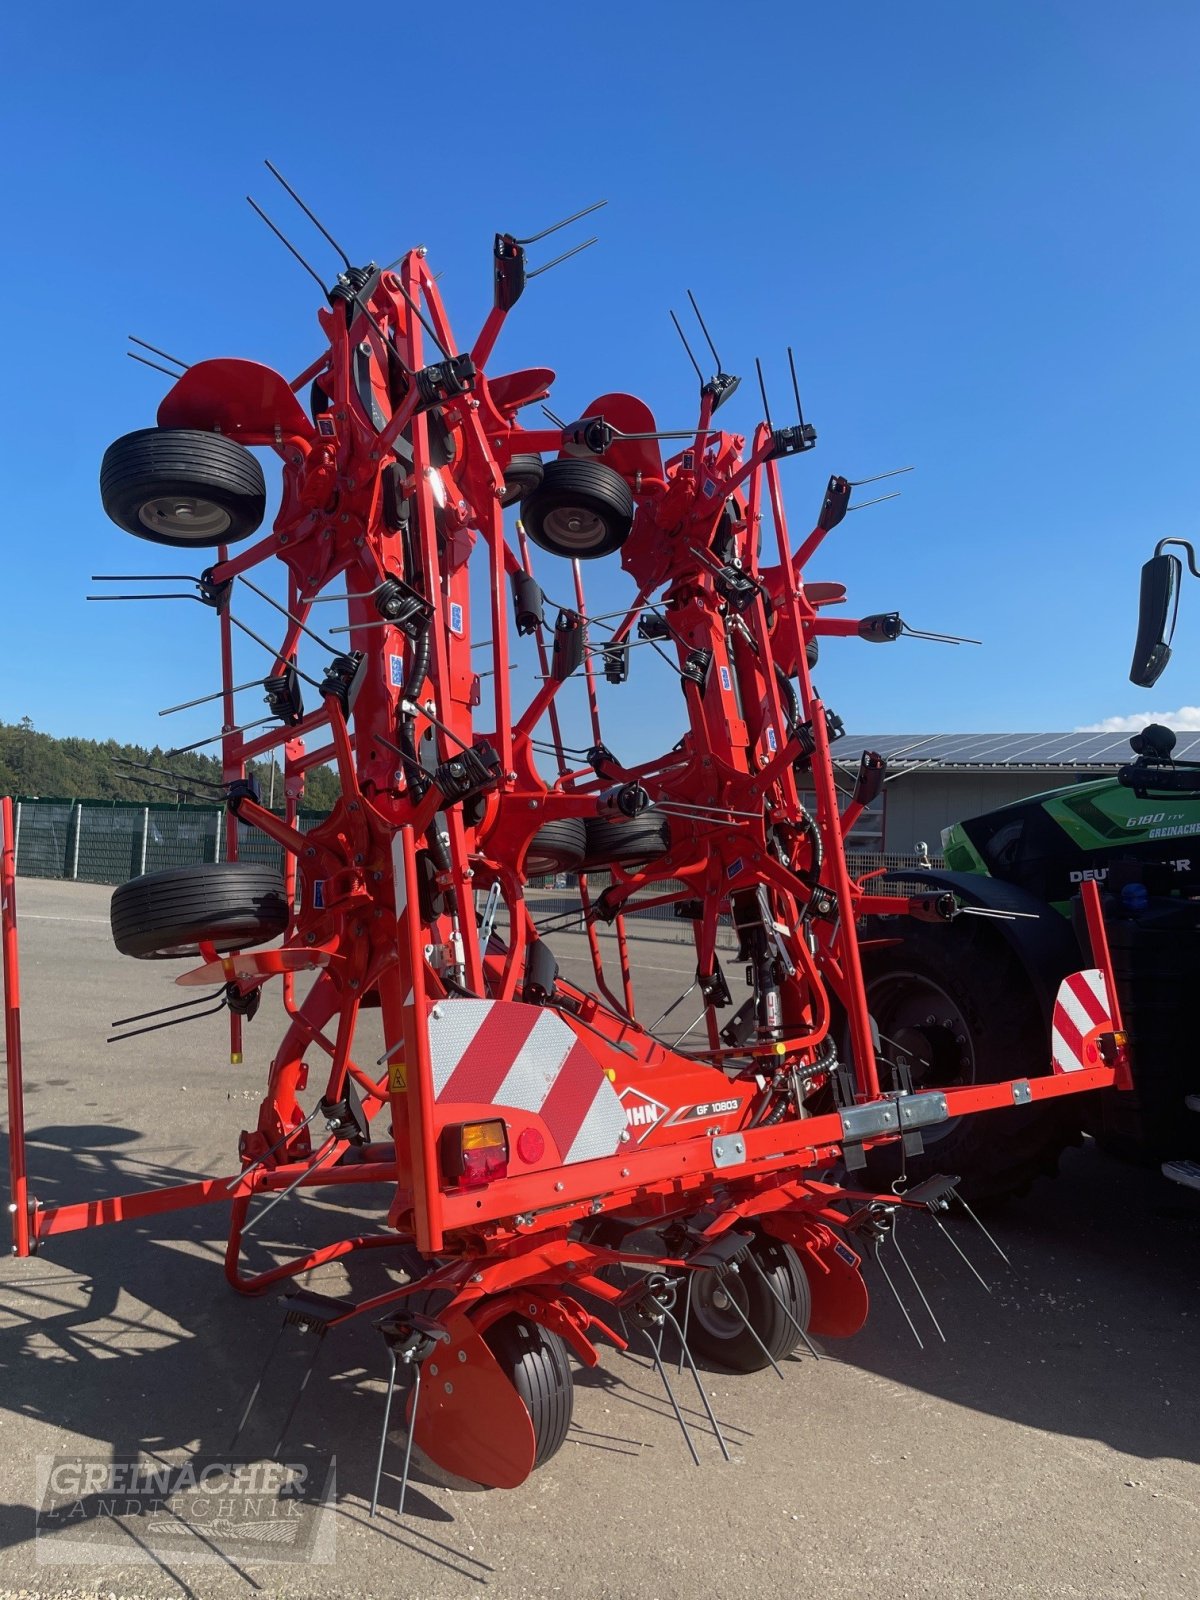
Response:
[[0, 1126, 483, 1561], [2, 1125, 1197, 1577], [828, 1141, 1200, 1467]]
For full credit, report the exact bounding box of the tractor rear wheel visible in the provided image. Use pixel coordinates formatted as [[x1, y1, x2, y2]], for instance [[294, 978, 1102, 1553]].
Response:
[[686, 1237, 811, 1373], [857, 916, 1072, 1201], [100, 428, 267, 547], [110, 863, 290, 959]]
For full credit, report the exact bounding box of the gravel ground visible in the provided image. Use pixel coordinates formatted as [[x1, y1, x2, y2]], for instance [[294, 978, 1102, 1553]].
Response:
[[1, 878, 1199, 1600]]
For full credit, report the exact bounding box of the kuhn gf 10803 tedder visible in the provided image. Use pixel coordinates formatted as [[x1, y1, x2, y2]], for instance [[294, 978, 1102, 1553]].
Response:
[[0, 178, 1128, 1507]]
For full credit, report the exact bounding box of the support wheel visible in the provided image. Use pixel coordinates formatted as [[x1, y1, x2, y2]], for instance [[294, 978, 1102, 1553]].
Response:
[[520, 459, 634, 559], [526, 817, 587, 877], [582, 812, 671, 869], [100, 428, 267, 547], [110, 863, 290, 959], [499, 454, 544, 507], [483, 1313, 574, 1468], [687, 1238, 811, 1373], [404, 1290, 574, 1470]]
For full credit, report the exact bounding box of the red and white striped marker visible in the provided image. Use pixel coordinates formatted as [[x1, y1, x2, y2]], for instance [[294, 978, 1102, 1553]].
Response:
[[428, 999, 626, 1165], [1051, 968, 1113, 1074]]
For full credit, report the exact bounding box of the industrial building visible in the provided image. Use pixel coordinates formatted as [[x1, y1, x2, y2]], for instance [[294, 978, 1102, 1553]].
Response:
[[834, 731, 1200, 861]]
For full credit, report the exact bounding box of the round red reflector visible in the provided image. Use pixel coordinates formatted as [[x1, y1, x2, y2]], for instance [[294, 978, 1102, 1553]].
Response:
[[516, 1127, 545, 1165]]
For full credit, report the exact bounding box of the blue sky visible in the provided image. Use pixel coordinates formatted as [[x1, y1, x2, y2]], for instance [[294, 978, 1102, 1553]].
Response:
[[3, 1, 1200, 764]]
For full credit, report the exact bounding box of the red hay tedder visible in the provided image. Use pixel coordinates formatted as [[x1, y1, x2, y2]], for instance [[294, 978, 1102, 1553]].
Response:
[[0, 180, 1132, 1508]]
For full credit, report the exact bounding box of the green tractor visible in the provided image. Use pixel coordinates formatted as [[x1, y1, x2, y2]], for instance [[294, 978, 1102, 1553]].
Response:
[[857, 539, 1200, 1198]]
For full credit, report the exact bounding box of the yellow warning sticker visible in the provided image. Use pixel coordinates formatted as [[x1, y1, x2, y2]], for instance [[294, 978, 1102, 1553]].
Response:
[[388, 1060, 408, 1093]]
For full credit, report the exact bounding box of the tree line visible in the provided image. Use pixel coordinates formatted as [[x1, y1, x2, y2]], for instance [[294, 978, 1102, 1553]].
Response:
[[0, 718, 341, 812]]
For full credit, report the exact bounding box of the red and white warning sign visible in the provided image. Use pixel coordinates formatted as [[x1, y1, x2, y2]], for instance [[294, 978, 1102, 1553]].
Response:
[[1051, 967, 1113, 1074], [428, 999, 626, 1164]]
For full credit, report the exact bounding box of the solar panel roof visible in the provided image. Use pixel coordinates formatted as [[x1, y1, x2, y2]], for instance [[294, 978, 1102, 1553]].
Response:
[[836, 731, 1200, 768]]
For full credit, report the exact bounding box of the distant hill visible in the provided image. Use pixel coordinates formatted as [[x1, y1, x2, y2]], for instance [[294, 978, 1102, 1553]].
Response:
[[0, 719, 340, 811]]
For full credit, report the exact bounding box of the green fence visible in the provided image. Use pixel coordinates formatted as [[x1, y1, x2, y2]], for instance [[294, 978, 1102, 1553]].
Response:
[[7, 798, 329, 885]]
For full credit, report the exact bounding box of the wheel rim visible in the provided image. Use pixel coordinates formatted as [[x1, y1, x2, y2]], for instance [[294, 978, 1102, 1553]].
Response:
[[868, 972, 976, 1143], [541, 504, 608, 551], [503, 468, 542, 505], [690, 1268, 751, 1342], [137, 495, 232, 540]]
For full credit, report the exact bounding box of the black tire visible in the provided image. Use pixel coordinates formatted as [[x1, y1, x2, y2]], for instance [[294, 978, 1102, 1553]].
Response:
[[857, 916, 1071, 1201], [582, 812, 670, 869], [402, 1290, 573, 1469], [110, 863, 289, 960], [483, 1313, 574, 1468], [100, 429, 267, 548], [687, 1237, 812, 1374], [499, 454, 544, 508], [520, 458, 634, 560], [526, 818, 587, 877]]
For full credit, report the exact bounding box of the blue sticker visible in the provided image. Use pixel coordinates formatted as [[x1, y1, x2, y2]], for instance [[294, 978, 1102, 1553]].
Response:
[[727, 857, 743, 879], [766, 726, 778, 752], [719, 665, 732, 692], [702, 479, 717, 497], [834, 1242, 857, 1266], [389, 654, 405, 688], [449, 602, 464, 635], [313, 880, 325, 909]]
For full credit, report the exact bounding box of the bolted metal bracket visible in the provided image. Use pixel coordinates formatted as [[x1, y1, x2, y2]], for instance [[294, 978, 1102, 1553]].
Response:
[[711, 1133, 747, 1169]]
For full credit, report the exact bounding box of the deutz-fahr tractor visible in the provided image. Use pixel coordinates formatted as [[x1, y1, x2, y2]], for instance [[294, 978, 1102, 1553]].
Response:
[[856, 538, 1200, 1198]]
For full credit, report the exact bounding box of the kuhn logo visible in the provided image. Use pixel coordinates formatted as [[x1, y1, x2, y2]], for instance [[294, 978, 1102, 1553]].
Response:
[[619, 1088, 669, 1142]]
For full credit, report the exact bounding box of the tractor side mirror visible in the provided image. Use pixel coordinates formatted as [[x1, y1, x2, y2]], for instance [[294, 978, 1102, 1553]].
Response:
[[1130, 552, 1181, 687]]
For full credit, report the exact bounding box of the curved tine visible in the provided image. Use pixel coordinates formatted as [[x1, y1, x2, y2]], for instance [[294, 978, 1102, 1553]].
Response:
[[708, 1269, 785, 1380], [240, 1139, 339, 1236], [612, 1263, 633, 1348], [370, 1344, 399, 1517], [397, 1363, 422, 1517], [526, 237, 598, 280], [236, 573, 340, 656], [954, 1194, 1011, 1265], [228, 1322, 288, 1450], [685, 289, 722, 370], [871, 1239, 923, 1350], [640, 1327, 700, 1467], [659, 1305, 730, 1461], [127, 351, 184, 379], [742, 1251, 822, 1361], [929, 1212, 991, 1293], [675, 1265, 694, 1375], [273, 1334, 325, 1457], [128, 335, 189, 369], [111, 990, 225, 1029], [263, 159, 351, 269], [514, 199, 607, 247], [107, 996, 227, 1044], [226, 1102, 324, 1192], [246, 196, 328, 295], [890, 1211, 945, 1342]]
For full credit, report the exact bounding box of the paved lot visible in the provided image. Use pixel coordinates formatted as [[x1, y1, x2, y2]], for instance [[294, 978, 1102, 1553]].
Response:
[[1, 878, 1199, 1599]]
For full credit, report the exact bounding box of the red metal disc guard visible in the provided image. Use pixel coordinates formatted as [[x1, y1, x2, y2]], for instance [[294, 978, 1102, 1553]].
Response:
[[410, 1315, 537, 1490]]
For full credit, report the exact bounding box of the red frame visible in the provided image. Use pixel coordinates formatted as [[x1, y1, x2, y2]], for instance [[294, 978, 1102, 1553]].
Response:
[[0, 234, 1122, 1484]]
